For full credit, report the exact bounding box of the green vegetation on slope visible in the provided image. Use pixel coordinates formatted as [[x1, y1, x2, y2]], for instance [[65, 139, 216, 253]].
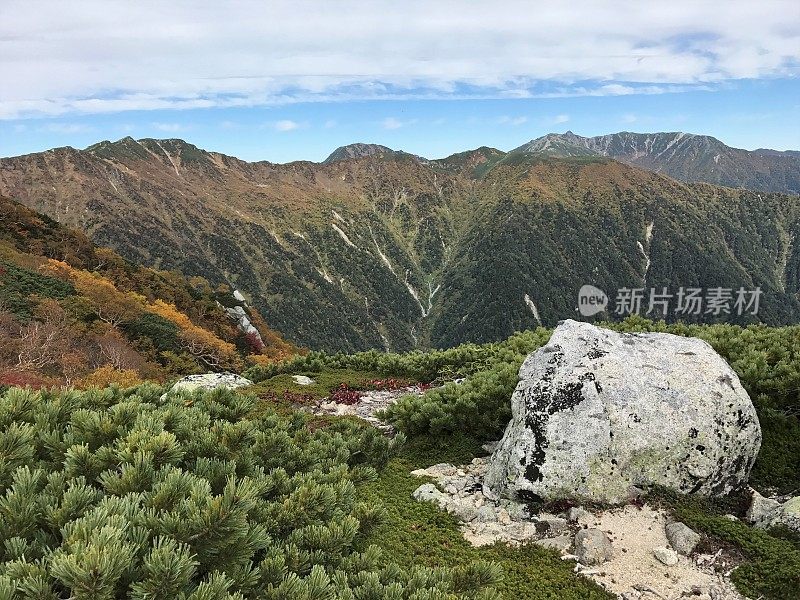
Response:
[[6, 143, 800, 353], [0, 196, 297, 388], [0, 385, 503, 599]]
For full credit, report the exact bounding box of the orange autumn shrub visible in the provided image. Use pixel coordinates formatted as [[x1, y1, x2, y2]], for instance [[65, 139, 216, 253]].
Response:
[[148, 299, 242, 371], [78, 365, 143, 389]]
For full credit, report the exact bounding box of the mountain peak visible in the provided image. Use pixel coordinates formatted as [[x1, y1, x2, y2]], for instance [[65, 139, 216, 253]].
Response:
[[323, 143, 396, 164]]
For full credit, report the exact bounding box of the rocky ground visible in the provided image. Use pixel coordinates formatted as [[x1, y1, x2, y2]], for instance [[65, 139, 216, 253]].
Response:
[[309, 383, 428, 432], [411, 453, 747, 600]]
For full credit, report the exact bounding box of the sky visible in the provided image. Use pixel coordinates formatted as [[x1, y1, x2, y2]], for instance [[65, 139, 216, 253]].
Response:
[[1, 0, 799, 162]]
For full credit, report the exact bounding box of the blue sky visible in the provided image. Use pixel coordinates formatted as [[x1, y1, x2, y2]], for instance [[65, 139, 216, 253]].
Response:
[[1, 1, 798, 162]]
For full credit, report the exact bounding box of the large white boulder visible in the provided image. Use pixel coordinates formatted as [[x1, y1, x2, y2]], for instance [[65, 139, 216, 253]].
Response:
[[161, 373, 253, 399], [484, 320, 761, 504]]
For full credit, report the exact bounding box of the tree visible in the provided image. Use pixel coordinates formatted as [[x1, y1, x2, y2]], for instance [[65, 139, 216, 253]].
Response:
[[147, 300, 241, 371], [15, 298, 72, 371]]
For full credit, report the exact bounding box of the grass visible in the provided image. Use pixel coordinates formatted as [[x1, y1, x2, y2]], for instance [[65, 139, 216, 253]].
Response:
[[249, 368, 415, 413], [355, 434, 614, 600]]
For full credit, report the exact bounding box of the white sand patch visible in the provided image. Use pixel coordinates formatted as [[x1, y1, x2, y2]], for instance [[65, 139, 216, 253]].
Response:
[[581, 505, 746, 600], [370, 227, 395, 273], [427, 281, 441, 314]]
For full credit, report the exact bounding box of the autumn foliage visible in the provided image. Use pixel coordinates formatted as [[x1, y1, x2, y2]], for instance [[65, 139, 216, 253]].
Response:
[[0, 196, 299, 386]]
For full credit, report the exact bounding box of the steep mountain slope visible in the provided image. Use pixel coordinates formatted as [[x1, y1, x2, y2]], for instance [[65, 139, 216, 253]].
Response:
[[3, 138, 800, 352], [512, 131, 800, 194], [0, 138, 474, 351], [0, 195, 296, 386]]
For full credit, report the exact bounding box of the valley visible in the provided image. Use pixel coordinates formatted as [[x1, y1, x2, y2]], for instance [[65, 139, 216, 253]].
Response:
[[2, 133, 800, 353]]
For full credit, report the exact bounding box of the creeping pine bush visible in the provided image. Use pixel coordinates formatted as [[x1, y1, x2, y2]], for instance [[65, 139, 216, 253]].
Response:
[[0, 385, 501, 600]]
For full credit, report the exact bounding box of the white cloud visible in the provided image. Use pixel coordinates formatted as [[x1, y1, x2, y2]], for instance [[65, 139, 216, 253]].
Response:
[[36, 122, 91, 134], [621, 113, 638, 123], [547, 114, 570, 125], [274, 119, 300, 131], [381, 117, 417, 129], [0, 0, 798, 118], [496, 116, 528, 126], [152, 122, 187, 132], [323, 119, 337, 128]]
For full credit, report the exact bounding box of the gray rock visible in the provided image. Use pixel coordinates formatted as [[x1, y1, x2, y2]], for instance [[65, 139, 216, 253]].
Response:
[[446, 499, 478, 522], [567, 507, 593, 525], [653, 545, 679, 566], [534, 515, 567, 536], [475, 505, 498, 523], [747, 490, 800, 532], [162, 373, 253, 399], [500, 499, 529, 521], [665, 521, 700, 555], [412, 484, 448, 508], [535, 535, 573, 553], [746, 489, 783, 528], [291, 375, 315, 385], [574, 528, 613, 565], [484, 320, 761, 504]]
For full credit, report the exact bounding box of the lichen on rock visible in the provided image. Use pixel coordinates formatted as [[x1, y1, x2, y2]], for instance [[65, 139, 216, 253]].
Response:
[[484, 319, 762, 504]]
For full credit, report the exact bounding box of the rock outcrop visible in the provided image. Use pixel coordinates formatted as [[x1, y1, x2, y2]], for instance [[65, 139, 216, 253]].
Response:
[[161, 373, 253, 398], [485, 320, 761, 504]]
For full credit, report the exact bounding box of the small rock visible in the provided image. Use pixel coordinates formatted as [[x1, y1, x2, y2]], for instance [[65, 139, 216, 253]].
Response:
[[567, 507, 593, 525], [535, 515, 568, 536], [291, 375, 315, 385], [574, 529, 613, 565], [653, 546, 679, 566], [446, 499, 478, 522], [426, 463, 458, 477], [475, 505, 497, 523], [746, 488, 783, 528], [412, 484, 447, 508], [161, 372, 252, 399], [665, 521, 700, 555], [723, 514, 739, 521], [497, 508, 512, 525], [500, 499, 529, 521], [535, 535, 573, 553]]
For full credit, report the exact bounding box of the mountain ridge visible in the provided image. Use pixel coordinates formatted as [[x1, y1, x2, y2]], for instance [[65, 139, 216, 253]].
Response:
[[3, 134, 800, 353]]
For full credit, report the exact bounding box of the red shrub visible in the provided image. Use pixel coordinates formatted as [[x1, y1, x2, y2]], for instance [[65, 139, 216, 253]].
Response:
[[329, 383, 362, 405]]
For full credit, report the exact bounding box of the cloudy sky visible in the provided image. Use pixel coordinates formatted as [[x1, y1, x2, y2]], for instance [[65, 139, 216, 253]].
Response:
[[1, 0, 798, 161]]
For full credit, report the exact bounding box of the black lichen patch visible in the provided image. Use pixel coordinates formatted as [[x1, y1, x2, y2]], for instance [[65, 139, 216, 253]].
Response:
[[517, 489, 544, 506], [587, 347, 607, 360], [548, 382, 586, 414], [689, 427, 699, 439]]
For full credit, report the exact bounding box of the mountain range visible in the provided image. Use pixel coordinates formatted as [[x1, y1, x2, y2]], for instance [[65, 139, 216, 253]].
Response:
[[2, 131, 799, 352]]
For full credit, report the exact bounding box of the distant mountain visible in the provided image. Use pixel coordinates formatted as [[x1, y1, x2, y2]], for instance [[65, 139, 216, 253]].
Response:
[[3, 136, 800, 352], [511, 131, 800, 194], [324, 143, 402, 163]]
